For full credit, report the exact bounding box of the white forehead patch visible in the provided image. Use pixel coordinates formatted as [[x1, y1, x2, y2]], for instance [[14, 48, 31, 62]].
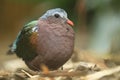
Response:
[[40, 8, 68, 19]]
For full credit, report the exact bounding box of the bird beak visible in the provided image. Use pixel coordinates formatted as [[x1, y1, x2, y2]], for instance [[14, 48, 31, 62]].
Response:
[[66, 19, 74, 26]]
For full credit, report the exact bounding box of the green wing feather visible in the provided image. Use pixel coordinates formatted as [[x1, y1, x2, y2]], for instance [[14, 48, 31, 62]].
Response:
[[8, 20, 38, 60]]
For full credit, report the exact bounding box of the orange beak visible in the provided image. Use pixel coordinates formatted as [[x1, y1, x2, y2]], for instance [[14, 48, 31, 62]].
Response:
[[67, 20, 74, 26]]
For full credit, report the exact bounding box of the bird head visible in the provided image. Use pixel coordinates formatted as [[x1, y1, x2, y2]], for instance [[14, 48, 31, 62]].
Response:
[[40, 8, 74, 26]]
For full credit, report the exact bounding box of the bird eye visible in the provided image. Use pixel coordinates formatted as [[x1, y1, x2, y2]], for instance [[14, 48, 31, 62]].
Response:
[[54, 14, 60, 18]]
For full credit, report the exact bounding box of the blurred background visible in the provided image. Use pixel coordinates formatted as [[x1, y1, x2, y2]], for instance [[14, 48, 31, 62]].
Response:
[[0, 0, 120, 70]]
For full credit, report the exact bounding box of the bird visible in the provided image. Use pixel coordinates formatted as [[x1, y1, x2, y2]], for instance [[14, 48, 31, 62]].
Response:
[[8, 8, 75, 71]]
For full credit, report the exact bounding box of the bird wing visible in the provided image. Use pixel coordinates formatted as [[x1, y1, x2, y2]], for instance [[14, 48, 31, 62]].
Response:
[[7, 20, 38, 60]]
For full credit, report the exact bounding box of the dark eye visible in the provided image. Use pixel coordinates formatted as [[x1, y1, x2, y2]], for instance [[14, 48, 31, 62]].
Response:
[[54, 14, 60, 18]]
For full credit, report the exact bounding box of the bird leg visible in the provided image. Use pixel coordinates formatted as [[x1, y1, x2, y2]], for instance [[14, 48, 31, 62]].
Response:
[[40, 64, 50, 74]]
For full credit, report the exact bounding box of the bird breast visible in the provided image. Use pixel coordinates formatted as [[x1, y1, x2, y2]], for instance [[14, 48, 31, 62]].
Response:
[[36, 20, 75, 63]]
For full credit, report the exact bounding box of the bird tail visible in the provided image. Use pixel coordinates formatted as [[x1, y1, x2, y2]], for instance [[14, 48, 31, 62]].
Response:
[[7, 44, 15, 55]]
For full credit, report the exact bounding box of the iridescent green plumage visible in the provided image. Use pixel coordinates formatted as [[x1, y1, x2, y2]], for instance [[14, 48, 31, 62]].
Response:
[[9, 20, 38, 60]]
